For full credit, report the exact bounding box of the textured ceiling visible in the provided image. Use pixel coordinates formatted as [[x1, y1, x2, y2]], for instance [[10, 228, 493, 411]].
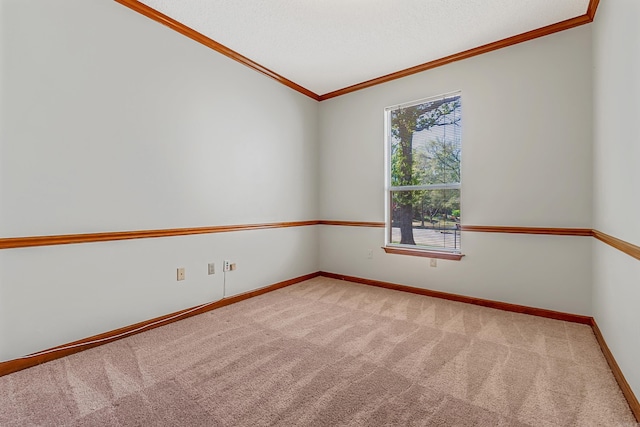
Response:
[[138, 0, 590, 96]]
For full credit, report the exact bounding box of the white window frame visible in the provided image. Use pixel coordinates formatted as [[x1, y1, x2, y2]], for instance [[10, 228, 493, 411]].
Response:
[[384, 91, 462, 257]]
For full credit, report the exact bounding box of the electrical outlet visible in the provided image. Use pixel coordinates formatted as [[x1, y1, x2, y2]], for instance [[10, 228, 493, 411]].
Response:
[[177, 267, 185, 281], [207, 263, 215, 275], [223, 260, 231, 272], [430, 258, 437, 268]]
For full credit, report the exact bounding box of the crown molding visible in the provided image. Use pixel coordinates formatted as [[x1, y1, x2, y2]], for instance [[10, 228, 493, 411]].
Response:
[[587, 0, 601, 21], [114, 0, 599, 101], [114, 0, 320, 101], [319, 13, 593, 100]]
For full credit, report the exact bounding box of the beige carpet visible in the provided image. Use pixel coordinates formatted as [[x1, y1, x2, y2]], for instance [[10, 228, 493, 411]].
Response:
[[0, 277, 635, 426]]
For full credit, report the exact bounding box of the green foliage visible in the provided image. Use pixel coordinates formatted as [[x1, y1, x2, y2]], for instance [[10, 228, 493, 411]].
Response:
[[417, 189, 460, 224], [416, 138, 461, 185], [390, 143, 419, 207]]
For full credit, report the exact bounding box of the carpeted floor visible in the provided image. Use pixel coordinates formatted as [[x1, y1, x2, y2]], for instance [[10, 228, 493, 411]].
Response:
[[0, 277, 635, 426]]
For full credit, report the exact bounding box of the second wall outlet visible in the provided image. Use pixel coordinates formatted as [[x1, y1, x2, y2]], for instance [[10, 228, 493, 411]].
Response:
[[208, 263, 215, 275], [223, 260, 236, 272], [177, 267, 185, 281]]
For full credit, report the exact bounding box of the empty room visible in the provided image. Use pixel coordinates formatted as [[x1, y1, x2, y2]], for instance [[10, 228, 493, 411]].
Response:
[[1, 0, 638, 425]]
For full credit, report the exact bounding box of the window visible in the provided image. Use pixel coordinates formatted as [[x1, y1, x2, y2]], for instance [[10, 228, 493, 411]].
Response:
[[384, 92, 462, 258]]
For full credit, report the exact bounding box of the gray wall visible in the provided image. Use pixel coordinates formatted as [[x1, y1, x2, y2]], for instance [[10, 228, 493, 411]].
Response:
[[592, 0, 640, 399], [318, 25, 594, 316], [0, 0, 319, 361]]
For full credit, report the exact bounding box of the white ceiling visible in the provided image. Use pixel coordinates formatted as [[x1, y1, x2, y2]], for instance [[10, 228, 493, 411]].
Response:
[[139, 0, 590, 96]]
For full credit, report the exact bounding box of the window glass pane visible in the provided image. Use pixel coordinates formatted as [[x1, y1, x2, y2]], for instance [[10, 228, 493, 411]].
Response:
[[390, 96, 461, 188], [390, 189, 461, 251]]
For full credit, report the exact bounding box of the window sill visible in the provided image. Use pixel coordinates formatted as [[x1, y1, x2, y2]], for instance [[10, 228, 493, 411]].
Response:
[[382, 246, 465, 261]]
